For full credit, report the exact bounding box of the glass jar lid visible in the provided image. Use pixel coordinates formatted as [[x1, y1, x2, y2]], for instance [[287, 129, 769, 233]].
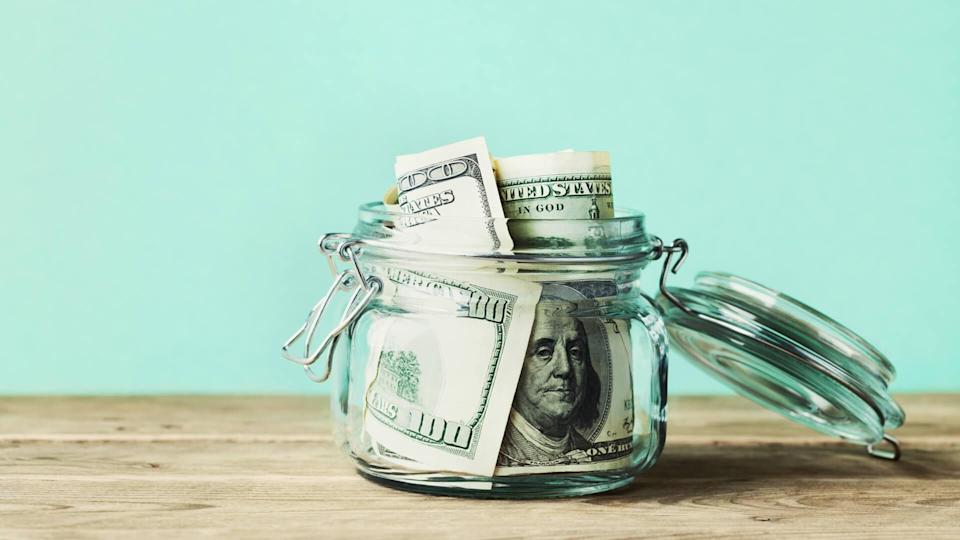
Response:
[[652, 239, 904, 460]]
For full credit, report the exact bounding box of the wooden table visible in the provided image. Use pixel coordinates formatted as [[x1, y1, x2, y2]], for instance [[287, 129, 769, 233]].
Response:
[[1, 395, 958, 538]]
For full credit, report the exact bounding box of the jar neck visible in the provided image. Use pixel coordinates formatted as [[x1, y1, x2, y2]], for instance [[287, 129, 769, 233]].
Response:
[[351, 201, 659, 268]]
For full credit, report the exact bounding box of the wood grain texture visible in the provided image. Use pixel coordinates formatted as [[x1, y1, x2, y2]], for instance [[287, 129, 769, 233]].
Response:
[[1, 394, 957, 539]]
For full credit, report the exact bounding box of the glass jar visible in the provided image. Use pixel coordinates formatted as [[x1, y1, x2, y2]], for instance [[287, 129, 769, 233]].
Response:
[[281, 202, 904, 498]]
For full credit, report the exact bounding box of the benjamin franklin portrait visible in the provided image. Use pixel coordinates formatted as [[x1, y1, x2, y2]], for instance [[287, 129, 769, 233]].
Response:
[[498, 286, 605, 466]]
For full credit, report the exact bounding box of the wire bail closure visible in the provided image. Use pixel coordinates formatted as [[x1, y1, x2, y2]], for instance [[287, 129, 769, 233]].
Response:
[[281, 234, 381, 383], [652, 237, 693, 316]]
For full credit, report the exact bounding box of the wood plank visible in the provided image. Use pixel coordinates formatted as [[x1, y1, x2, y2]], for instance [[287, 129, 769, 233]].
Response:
[[1, 394, 956, 441], [2, 439, 955, 480], [0, 395, 958, 538], [0, 396, 329, 439], [1, 477, 958, 539]]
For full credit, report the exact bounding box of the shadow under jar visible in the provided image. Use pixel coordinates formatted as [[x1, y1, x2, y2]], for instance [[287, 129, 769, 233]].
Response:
[[281, 203, 904, 499]]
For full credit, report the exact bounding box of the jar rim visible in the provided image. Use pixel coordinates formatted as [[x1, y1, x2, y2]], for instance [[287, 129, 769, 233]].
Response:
[[358, 201, 649, 225], [351, 201, 659, 265]]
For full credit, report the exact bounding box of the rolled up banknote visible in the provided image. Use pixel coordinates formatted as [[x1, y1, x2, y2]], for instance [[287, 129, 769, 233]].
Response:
[[494, 150, 614, 253], [492, 149, 634, 475], [495, 150, 613, 220], [363, 268, 542, 476], [394, 137, 512, 253], [383, 184, 399, 205], [494, 281, 634, 475], [360, 137, 543, 478]]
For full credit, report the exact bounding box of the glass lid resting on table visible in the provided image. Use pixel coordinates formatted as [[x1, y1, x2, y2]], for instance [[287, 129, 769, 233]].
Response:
[[654, 265, 904, 460]]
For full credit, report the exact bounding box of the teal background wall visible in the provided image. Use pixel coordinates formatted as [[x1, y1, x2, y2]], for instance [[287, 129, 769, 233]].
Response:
[[1, 1, 957, 395]]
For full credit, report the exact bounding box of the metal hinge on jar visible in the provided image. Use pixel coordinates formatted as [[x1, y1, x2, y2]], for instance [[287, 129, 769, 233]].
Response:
[[280, 233, 381, 383]]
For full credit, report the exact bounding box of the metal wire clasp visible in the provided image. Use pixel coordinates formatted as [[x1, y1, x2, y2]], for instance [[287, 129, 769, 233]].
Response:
[[651, 237, 694, 316], [280, 234, 382, 383]]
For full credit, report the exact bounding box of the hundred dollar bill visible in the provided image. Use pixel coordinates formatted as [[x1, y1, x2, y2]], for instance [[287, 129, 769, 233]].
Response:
[[363, 267, 542, 476], [394, 137, 512, 253], [494, 150, 613, 253], [495, 150, 613, 220], [356, 318, 443, 470], [383, 184, 399, 205], [495, 281, 635, 476]]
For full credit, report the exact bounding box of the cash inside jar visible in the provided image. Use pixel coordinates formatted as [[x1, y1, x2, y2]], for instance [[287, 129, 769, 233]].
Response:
[[358, 137, 638, 480]]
